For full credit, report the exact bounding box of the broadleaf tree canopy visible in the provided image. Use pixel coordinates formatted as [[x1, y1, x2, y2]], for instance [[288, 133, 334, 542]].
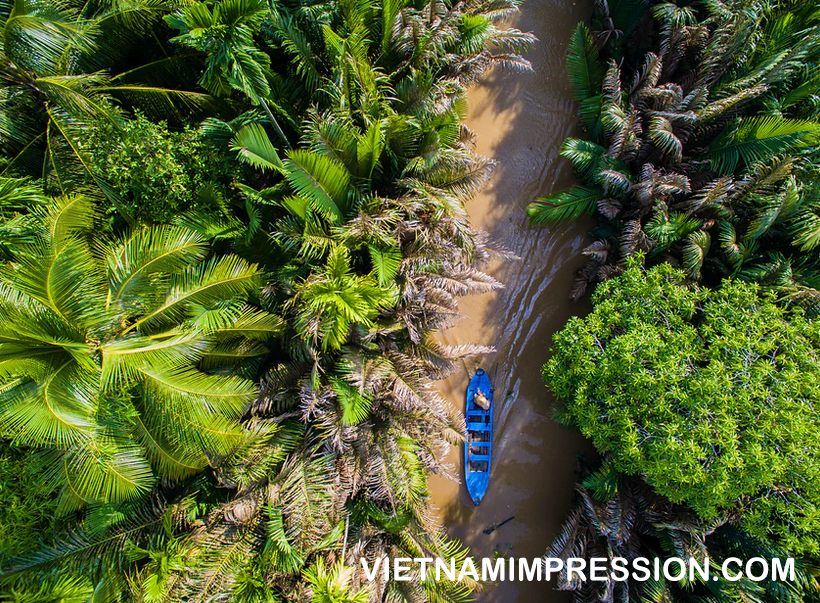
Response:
[[546, 258, 820, 555]]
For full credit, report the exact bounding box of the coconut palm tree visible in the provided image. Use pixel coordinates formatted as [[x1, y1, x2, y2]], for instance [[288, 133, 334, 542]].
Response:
[[0, 191, 282, 511]]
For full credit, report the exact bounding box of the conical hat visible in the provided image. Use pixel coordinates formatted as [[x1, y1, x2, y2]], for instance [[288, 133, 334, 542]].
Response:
[[474, 391, 490, 410]]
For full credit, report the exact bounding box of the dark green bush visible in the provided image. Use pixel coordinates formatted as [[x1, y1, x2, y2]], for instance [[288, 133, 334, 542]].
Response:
[[81, 113, 238, 223], [0, 443, 58, 562]]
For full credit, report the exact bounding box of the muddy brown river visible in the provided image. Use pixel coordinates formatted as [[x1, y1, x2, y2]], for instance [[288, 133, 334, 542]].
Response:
[[428, 0, 596, 601]]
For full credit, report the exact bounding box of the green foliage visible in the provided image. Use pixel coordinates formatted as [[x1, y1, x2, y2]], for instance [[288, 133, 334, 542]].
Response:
[[710, 117, 820, 174], [367, 246, 401, 286], [0, 195, 280, 511], [282, 151, 350, 224], [292, 246, 396, 351], [530, 0, 820, 307], [0, 443, 59, 560], [566, 23, 602, 100], [231, 124, 284, 173], [0, 0, 534, 596], [549, 464, 817, 603], [0, 0, 211, 203], [80, 113, 237, 223], [527, 184, 603, 225], [537, 2, 820, 598], [0, 573, 94, 603], [546, 259, 820, 555], [303, 560, 368, 603]]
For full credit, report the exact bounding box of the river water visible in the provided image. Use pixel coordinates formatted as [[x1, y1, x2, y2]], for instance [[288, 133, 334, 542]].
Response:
[[428, 0, 595, 601]]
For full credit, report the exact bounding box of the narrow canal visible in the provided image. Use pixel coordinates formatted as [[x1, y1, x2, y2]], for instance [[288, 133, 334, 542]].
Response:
[[428, 1, 595, 600]]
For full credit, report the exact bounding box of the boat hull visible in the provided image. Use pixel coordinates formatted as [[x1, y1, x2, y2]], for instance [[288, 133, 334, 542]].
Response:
[[464, 368, 493, 505]]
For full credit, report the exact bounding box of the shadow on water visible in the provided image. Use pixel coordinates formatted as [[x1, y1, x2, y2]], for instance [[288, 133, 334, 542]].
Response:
[[427, 0, 598, 601]]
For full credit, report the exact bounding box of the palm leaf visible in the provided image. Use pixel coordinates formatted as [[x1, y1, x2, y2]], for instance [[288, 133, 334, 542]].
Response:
[[107, 224, 209, 306], [744, 189, 794, 241], [35, 76, 118, 123], [131, 413, 207, 479], [566, 23, 604, 104], [45, 110, 128, 215], [40, 194, 96, 248], [138, 364, 256, 416], [270, 13, 322, 93], [357, 120, 385, 180], [368, 245, 402, 286], [649, 116, 683, 163], [559, 138, 607, 176], [3, 1, 95, 73], [5, 497, 176, 575], [265, 505, 305, 573], [710, 117, 820, 174], [214, 0, 267, 28], [99, 85, 214, 119], [100, 333, 209, 389], [283, 150, 350, 223], [0, 176, 47, 209], [199, 340, 269, 369], [123, 255, 262, 334], [527, 185, 604, 225], [210, 306, 284, 341], [230, 123, 284, 172], [645, 212, 702, 249], [330, 377, 373, 426], [790, 212, 820, 251], [47, 440, 155, 510], [682, 230, 710, 280], [8, 235, 102, 323], [0, 363, 95, 447]]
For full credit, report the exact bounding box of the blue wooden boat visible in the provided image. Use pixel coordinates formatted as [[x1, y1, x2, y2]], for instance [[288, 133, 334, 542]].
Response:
[[465, 368, 493, 505]]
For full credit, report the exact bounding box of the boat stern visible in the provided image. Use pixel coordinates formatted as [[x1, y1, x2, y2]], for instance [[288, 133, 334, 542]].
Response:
[[466, 471, 489, 506]]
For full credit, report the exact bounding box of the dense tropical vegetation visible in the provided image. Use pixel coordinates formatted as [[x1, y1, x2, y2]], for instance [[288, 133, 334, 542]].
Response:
[[549, 459, 817, 603], [0, 0, 534, 599], [538, 1, 820, 601], [548, 259, 820, 555], [5, 0, 820, 598], [528, 0, 820, 307], [545, 260, 820, 602]]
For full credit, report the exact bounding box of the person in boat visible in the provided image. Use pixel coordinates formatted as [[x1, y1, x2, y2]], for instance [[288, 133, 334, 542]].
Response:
[[474, 388, 491, 410]]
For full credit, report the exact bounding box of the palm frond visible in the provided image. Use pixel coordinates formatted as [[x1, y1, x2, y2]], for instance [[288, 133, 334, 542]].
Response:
[[368, 246, 402, 287], [283, 150, 350, 223], [559, 138, 607, 176], [527, 185, 604, 225], [124, 255, 262, 335], [682, 230, 710, 280], [566, 23, 604, 105], [231, 123, 285, 173], [107, 225, 209, 306], [710, 116, 820, 174]]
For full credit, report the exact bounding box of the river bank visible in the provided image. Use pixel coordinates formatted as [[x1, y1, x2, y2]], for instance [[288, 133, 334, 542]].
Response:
[[428, 0, 595, 601]]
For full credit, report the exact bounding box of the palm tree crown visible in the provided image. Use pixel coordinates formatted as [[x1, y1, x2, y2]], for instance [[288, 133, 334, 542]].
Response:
[[0, 192, 281, 510]]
